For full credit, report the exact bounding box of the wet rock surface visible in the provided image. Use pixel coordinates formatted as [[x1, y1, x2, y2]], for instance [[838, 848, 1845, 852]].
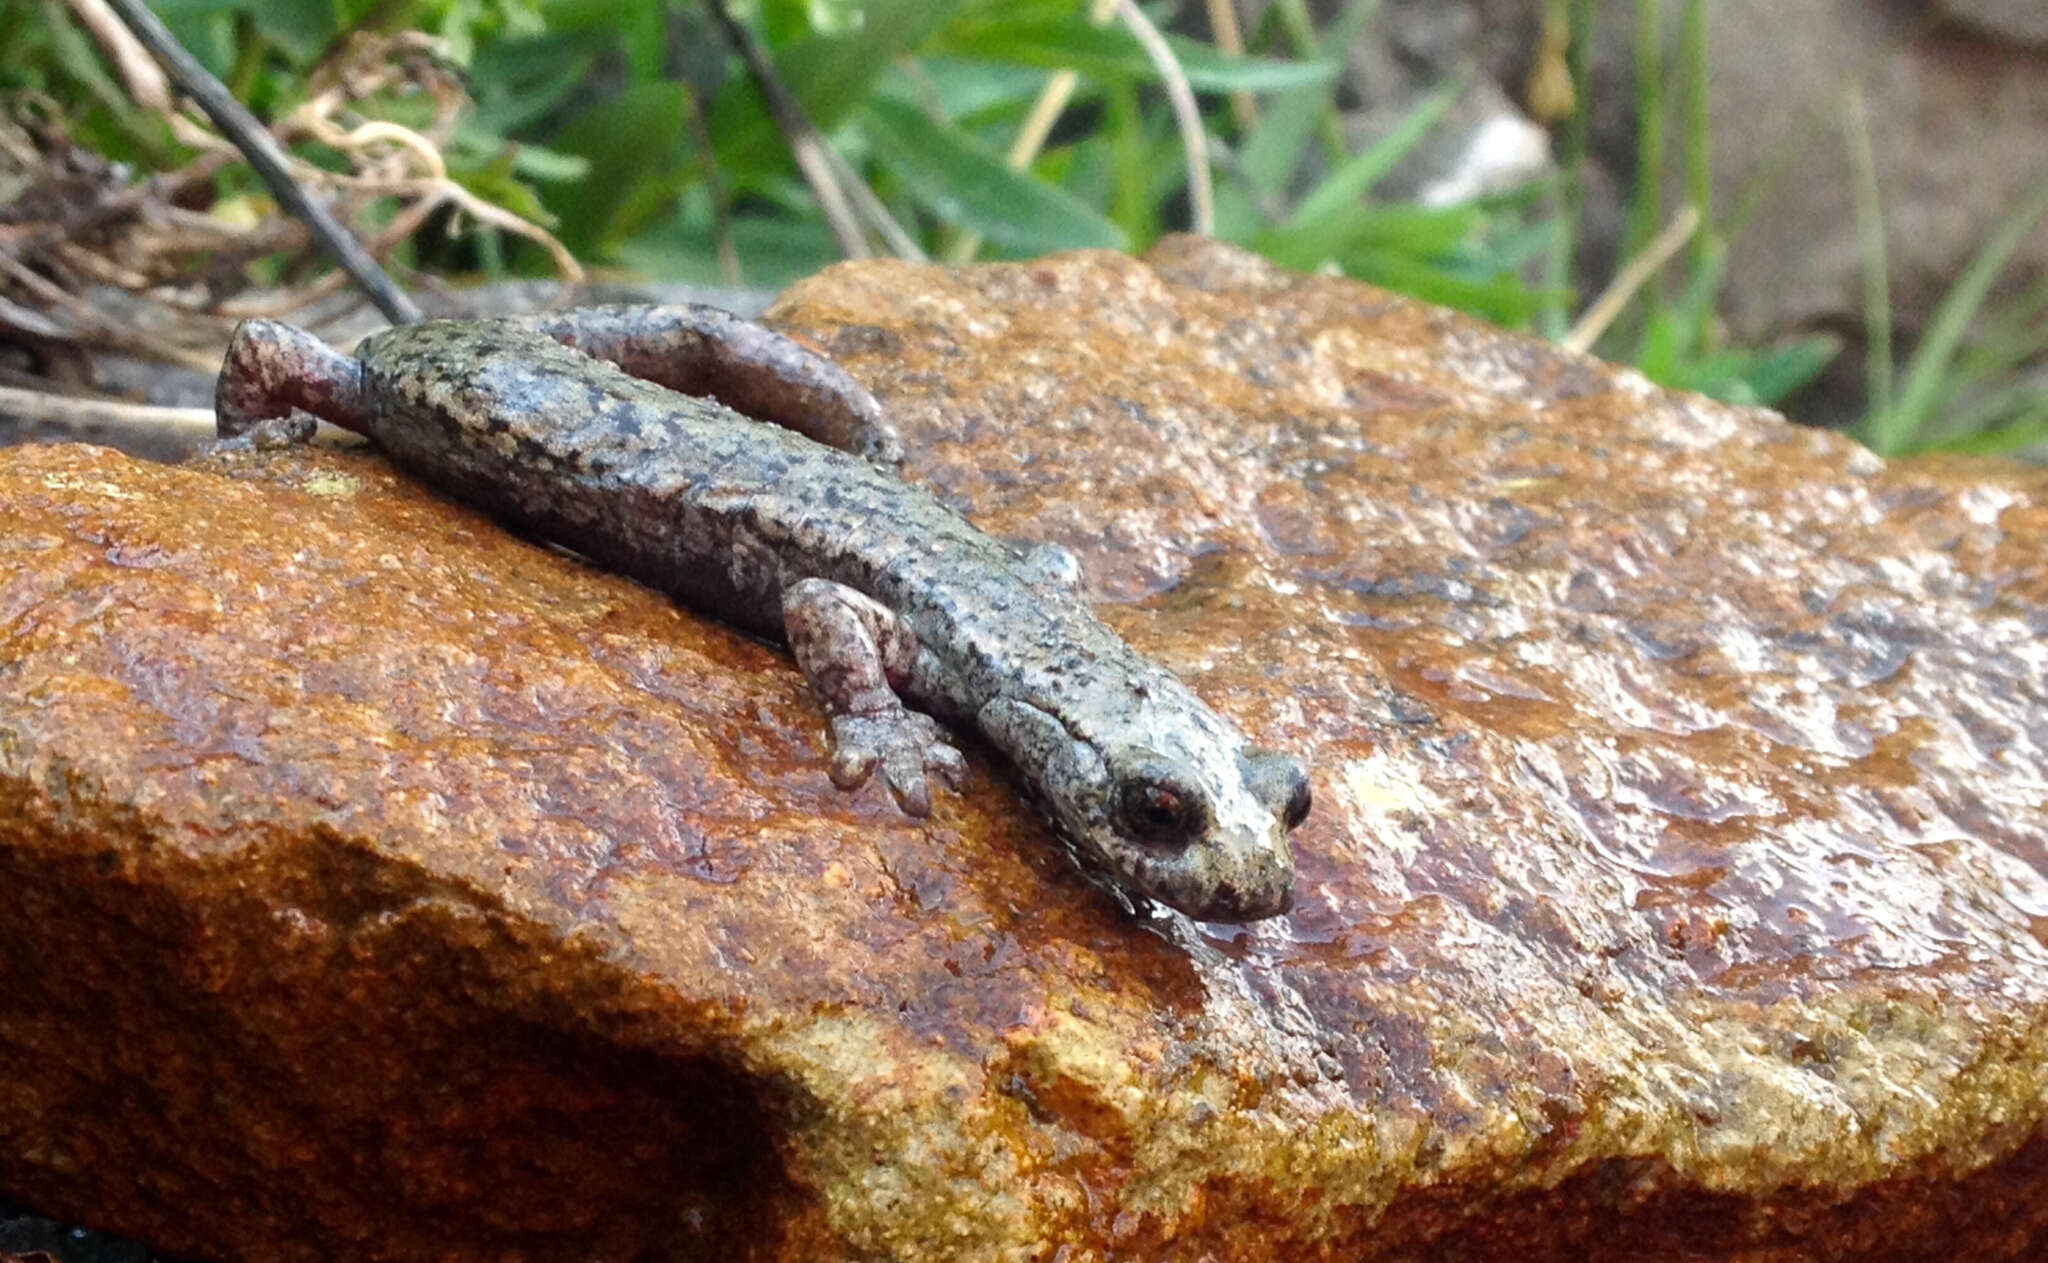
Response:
[[3, 238, 2047, 1261]]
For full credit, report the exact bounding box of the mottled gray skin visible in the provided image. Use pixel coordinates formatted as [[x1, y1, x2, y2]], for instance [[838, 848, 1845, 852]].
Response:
[[214, 307, 1308, 922]]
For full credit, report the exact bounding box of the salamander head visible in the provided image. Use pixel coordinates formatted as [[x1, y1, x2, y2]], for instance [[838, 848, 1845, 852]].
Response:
[[979, 684, 1308, 923]]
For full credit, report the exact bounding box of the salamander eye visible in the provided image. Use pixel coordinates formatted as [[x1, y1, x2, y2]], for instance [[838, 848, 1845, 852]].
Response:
[[1115, 777, 1208, 848]]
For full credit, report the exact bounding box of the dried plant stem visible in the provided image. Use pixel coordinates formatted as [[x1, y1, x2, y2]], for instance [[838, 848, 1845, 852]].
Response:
[[0, 249, 219, 368], [292, 116, 585, 282], [817, 142, 927, 262], [1203, 0, 1258, 133], [703, 0, 870, 259], [944, 0, 1121, 265], [0, 385, 213, 435], [1116, 0, 1213, 237], [63, 0, 168, 110], [98, 0, 422, 324], [1563, 203, 1700, 353]]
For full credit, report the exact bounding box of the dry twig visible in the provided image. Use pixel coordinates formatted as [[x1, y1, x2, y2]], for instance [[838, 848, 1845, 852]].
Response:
[[0, 383, 213, 434], [703, 0, 870, 259], [1116, 0, 1214, 237], [0, 20, 580, 376], [1563, 204, 1701, 353], [99, 0, 423, 323], [944, 0, 1120, 266]]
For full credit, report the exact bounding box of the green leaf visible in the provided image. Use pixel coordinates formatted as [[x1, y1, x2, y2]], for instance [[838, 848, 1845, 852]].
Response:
[[467, 32, 605, 135], [1285, 79, 1464, 227], [707, 2, 959, 182], [1254, 203, 1487, 278], [614, 196, 841, 290], [149, 0, 336, 64], [539, 0, 668, 79], [925, 15, 1337, 93], [782, 0, 964, 127], [1456, 217, 1554, 274], [1346, 250, 1548, 327], [1725, 335, 1840, 406], [860, 95, 1126, 254], [542, 81, 689, 256], [449, 125, 589, 183], [893, 56, 1055, 124], [448, 147, 553, 229], [1662, 336, 1840, 407]]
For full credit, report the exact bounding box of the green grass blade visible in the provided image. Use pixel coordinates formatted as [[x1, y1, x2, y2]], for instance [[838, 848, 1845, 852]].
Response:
[[1345, 249, 1549, 326], [1631, 232, 1723, 370], [1839, 86, 1892, 421], [1675, 335, 1840, 406], [1239, 0, 1378, 196], [1620, 0, 1665, 265], [1679, 0, 1712, 290], [1921, 382, 2048, 448], [860, 95, 1126, 253], [925, 14, 1335, 92], [1918, 394, 2048, 458], [1285, 78, 1463, 228], [1947, 275, 2048, 385], [1868, 171, 2048, 456]]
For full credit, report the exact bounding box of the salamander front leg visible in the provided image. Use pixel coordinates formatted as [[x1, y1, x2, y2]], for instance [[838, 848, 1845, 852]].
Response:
[[526, 305, 904, 468], [781, 578, 967, 816]]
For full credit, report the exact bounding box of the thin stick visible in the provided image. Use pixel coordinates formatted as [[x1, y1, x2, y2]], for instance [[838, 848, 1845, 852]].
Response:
[[1116, 0, 1213, 237], [820, 142, 927, 262], [0, 385, 214, 435], [98, 0, 423, 324], [1203, 0, 1258, 133], [703, 0, 870, 259], [1563, 203, 1700, 353], [0, 250, 221, 369], [680, 81, 742, 287], [0, 384, 360, 447]]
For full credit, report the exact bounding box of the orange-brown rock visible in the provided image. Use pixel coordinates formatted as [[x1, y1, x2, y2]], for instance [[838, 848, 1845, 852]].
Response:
[[4, 238, 2048, 1262]]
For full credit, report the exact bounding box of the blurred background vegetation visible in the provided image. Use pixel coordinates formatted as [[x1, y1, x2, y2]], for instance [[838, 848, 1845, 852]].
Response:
[[1, 0, 2043, 457]]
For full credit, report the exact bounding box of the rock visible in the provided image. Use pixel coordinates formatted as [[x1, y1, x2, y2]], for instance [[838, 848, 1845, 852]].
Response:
[[1623, 0, 2048, 348], [3, 238, 2048, 1261], [1942, 0, 2048, 48], [1282, 0, 2048, 422]]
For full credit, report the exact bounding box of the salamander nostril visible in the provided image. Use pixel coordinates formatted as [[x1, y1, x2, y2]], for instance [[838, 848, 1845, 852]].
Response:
[[1243, 747, 1312, 830], [1282, 770, 1311, 830]]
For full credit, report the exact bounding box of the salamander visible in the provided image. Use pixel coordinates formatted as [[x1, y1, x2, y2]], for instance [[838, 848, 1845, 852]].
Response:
[[214, 305, 1308, 922]]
